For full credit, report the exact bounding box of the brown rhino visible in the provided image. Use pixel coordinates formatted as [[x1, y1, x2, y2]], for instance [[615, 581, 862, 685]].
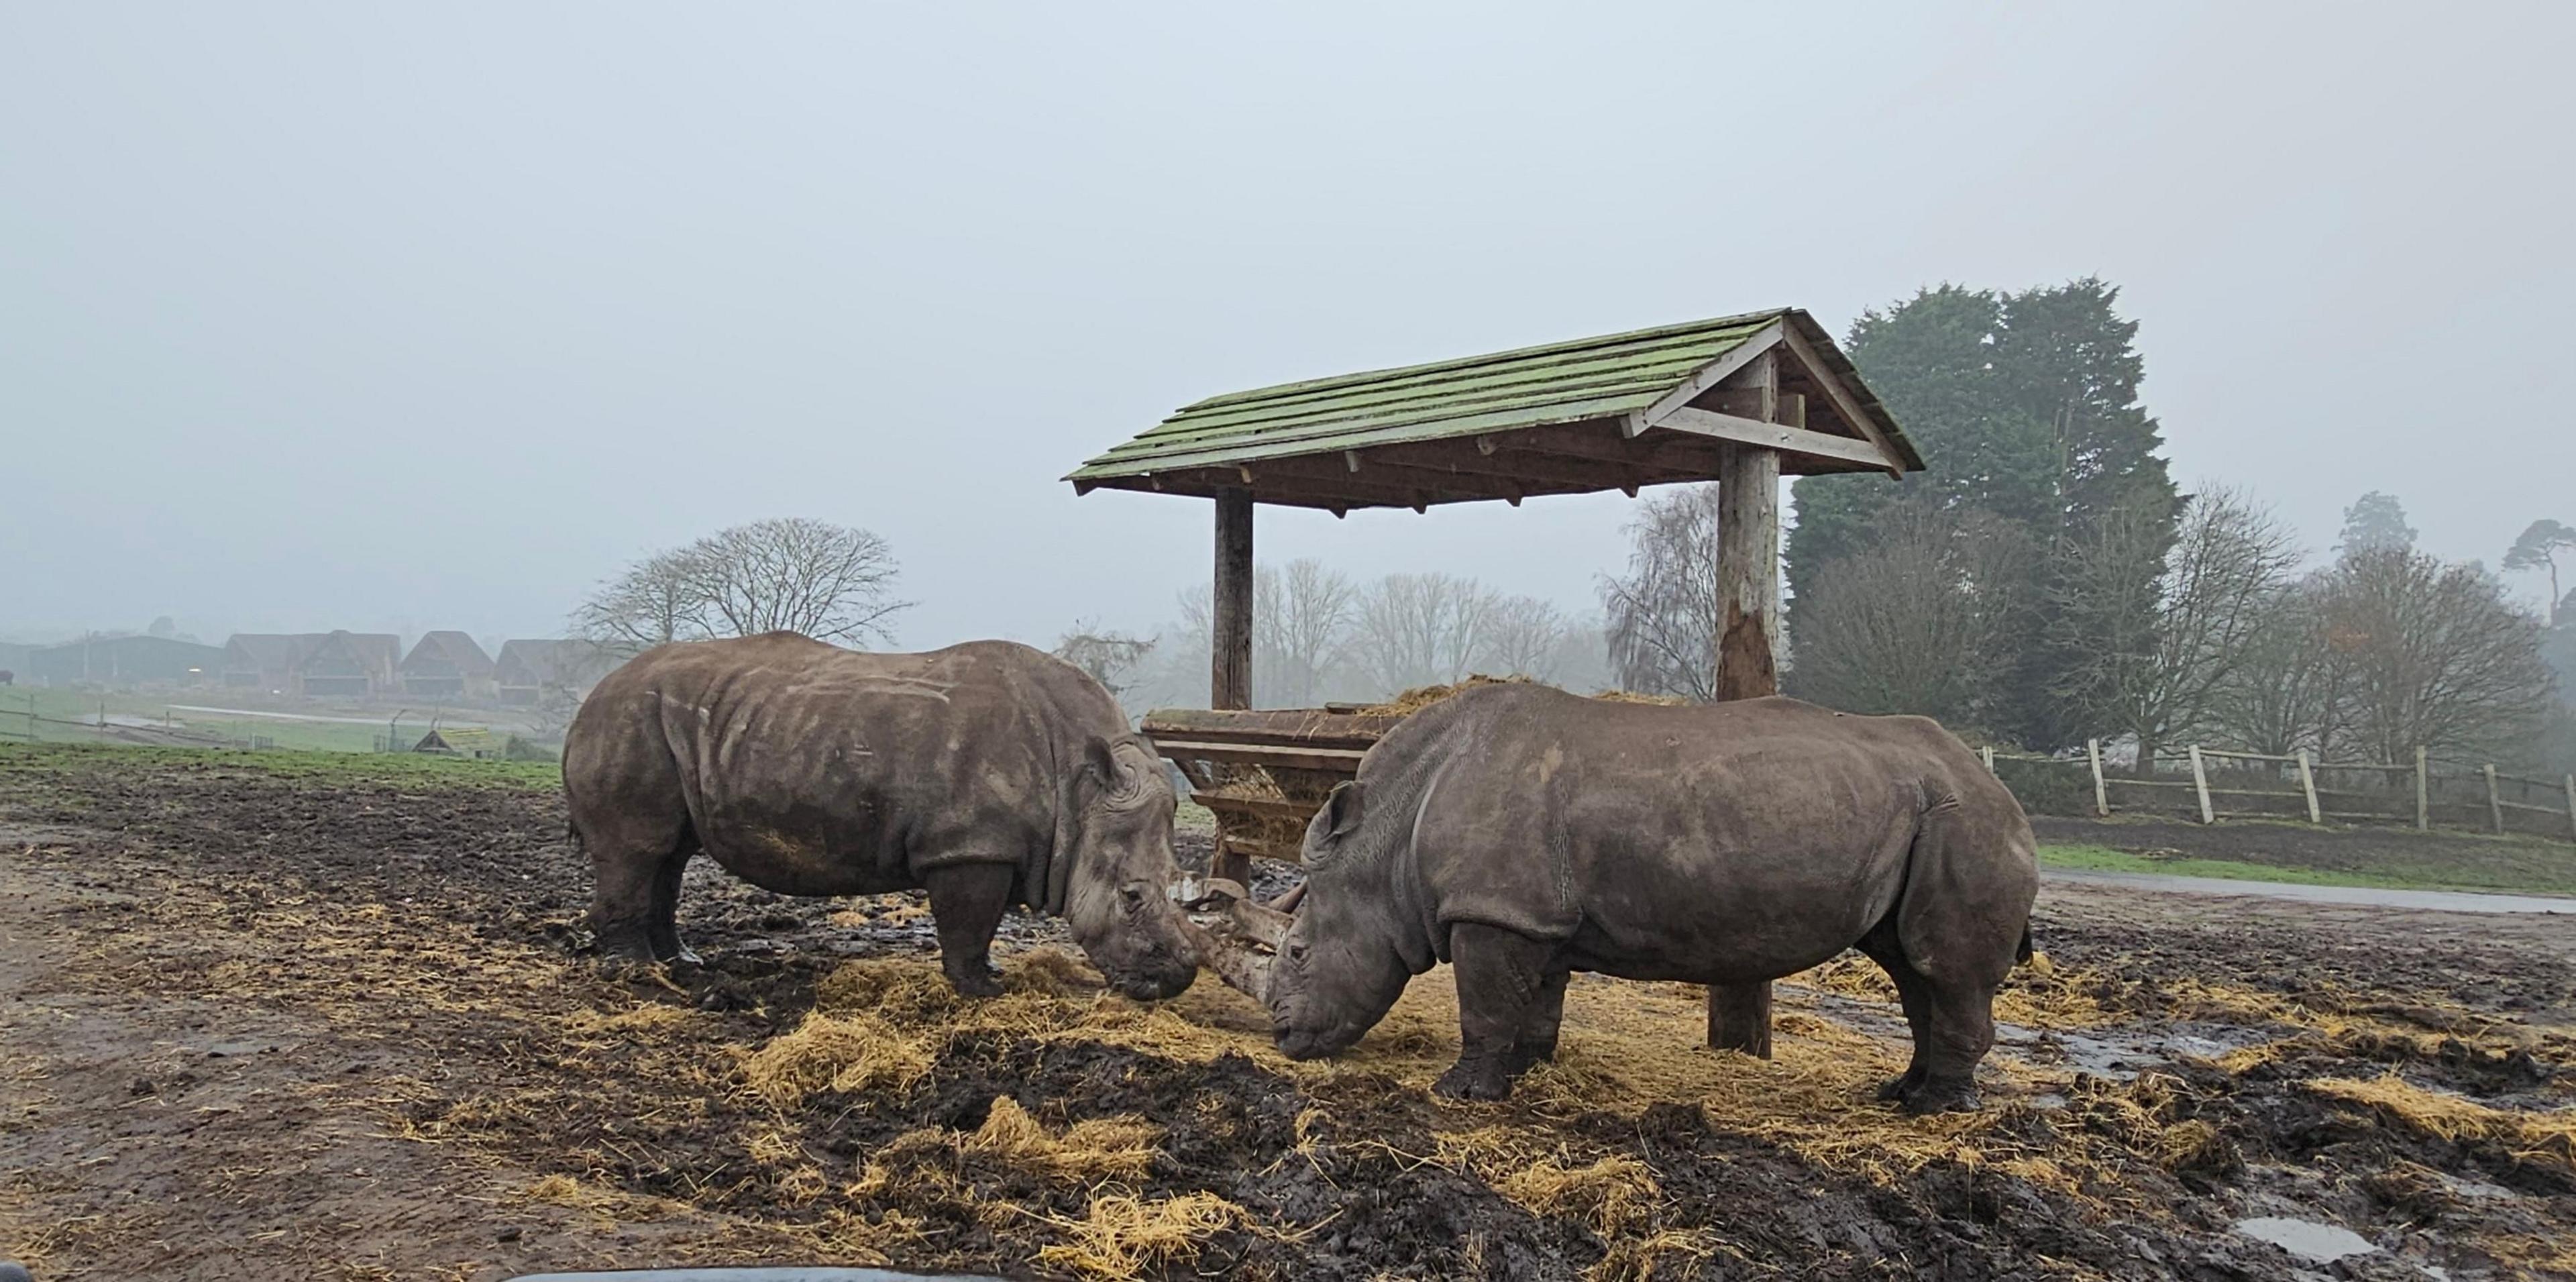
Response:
[[563, 633, 1200, 1000], [1248, 685, 2037, 1112]]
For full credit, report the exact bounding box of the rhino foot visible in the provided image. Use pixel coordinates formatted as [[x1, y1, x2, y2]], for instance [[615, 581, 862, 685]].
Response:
[[1875, 1069, 1923, 1102], [1896, 1079, 1982, 1115], [945, 963, 1005, 999], [1432, 1059, 1513, 1102]]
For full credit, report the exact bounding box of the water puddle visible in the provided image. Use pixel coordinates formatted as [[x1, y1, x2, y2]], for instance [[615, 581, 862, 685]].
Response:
[[2234, 1216, 2378, 1263]]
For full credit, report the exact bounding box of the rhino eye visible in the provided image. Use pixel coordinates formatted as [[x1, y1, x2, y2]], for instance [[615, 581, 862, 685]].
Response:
[[1118, 884, 1145, 909]]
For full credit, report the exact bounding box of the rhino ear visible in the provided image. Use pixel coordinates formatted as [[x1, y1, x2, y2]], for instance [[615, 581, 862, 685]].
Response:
[[1320, 780, 1366, 841], [1082, 736, 1149, 808]]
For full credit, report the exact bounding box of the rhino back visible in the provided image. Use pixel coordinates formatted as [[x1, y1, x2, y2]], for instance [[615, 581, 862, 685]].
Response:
[[567, 634, 1110, 897], [1385, 686, 2025, 981]]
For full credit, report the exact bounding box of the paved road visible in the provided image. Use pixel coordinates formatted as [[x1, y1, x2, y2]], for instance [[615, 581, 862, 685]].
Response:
[[2044, 867, 2573, 915]]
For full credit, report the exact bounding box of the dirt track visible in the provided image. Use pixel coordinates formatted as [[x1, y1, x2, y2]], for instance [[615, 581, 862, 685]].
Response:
[[2, 746, 2572, 1280]]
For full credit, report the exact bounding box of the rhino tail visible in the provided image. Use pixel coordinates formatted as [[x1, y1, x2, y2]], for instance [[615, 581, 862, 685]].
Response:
[[2017, 924, 2034, 964]]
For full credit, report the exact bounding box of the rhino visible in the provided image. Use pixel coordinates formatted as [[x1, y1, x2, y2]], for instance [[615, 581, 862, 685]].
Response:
[[1228, 685, 2037, 1113], [563, 633, 1200, 1001]]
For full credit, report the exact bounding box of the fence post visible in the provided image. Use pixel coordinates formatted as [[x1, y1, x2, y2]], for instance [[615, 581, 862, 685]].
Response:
[[2565, 773, 2576, 843], [2416, 747, 2430, 832], [1981, 745, 1996, 774], [2484, 764, 2505, 835], [2189, 745, 2215, 824], [2087, 738, 2109, 816], [2296, 749, 2321, 825]]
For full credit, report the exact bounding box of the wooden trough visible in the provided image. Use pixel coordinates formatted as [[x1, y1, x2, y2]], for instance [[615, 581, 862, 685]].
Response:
[[1142, 704, 1403, 883]]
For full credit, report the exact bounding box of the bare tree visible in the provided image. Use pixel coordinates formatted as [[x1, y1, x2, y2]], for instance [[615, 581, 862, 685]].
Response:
[[1258, 559, 1359, 706], [1789, 504, 2030, 725], [1481, 594, 1574, 682], [683, 518, 910, 645], [2314, 545, 2556, 763], [1600, 486, 1722, 701], [575, 547, 713, 656], [1054, 621, 1156, 705], [2212, 578, 2347, 757], [1351, 572, 1500, 693], [2055, 486, 2304, 767], [574, 519, 911, 655]]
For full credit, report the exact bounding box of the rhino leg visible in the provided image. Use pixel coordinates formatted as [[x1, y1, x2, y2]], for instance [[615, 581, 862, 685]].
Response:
[[1434, 922, 1558, 1102], [1507, 968, 1570, 1073], [1857, 932, 1931, 1102], [1898, 981, 1996, 1115], [924, 863, 1014, 998], [580, 808, 697, 964]]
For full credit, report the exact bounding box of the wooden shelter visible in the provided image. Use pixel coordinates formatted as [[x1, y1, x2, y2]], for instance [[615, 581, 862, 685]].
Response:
[[1070, 308, 1920, 1057]]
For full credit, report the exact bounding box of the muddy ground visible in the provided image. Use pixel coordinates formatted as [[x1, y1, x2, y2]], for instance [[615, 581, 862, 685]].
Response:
[[1, 745, 2571, 1281]]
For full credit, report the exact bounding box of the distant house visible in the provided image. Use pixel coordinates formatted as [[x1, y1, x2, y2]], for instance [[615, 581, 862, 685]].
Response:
[[223, 634, 320, 692], [294, 631, 401, 698], [23, 635, 225, 688], [400, 631, 497, 700], [494, 639, 621, 707]]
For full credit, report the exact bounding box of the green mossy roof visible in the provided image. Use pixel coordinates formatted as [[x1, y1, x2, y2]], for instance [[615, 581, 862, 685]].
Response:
[[1071, 310, 1798, 480]]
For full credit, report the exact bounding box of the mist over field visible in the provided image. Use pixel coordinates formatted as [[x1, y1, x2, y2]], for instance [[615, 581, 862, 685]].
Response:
[[5, 3, 2569, 657]]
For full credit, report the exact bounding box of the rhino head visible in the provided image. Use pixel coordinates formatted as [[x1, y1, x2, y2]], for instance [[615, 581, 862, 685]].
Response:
[[1058, 736, 1202, 1002], [1263, 780, 1413, 1060]]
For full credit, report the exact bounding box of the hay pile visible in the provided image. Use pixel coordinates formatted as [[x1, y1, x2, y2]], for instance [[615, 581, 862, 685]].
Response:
[[1360, 676, 1690, 716]]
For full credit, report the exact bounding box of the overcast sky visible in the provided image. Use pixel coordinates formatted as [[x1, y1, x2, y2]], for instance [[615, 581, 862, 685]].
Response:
[[5, 2, 2570, 649]]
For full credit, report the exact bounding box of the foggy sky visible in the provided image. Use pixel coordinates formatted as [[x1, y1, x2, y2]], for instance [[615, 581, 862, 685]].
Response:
[[6, 2, 2571, 650]]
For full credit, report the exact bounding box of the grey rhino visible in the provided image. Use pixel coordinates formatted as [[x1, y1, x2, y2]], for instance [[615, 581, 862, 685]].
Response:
[[564, 633, 1200, 1000], [1257, 685, 2037, 1112]]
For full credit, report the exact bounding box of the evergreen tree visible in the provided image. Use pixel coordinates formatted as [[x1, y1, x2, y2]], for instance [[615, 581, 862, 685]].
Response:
[[1786, 278, 2179, 749], [2335, 492, 2416, 555]]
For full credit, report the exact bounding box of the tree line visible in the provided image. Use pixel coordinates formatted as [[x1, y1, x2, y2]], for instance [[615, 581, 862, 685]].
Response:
[[1599, 279, 2572, 773]]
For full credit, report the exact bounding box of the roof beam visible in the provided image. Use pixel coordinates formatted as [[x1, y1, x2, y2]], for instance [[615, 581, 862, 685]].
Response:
[[1646, 407, 1902, 472], [1342, 439, 1667, 494], [1776, 325, 1904, 476], [1621, 321, 1785, 437]]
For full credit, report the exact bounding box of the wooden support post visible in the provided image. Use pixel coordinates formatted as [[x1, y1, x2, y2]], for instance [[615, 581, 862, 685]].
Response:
[[1980, 745, 1997, 774], [2416, 747, 2430, 832], [1210, 488, 1255, 886], [2564, 773, 2576, 843], [1707, 352, 1780, 1060], [2296, 749, 2322, 826], [2088, 738, 2109, 816], [1211, 489, 1253, 710], [2189, 745, 2214, 824], [2485, 764, 2505, 835]]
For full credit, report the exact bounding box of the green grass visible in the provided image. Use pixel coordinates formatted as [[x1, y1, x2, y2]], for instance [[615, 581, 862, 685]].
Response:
[[2037, 842, 2576, 898]]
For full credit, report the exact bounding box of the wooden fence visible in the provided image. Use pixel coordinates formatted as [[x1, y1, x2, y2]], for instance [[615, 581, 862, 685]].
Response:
[[1980, 739, 2576, 843]]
